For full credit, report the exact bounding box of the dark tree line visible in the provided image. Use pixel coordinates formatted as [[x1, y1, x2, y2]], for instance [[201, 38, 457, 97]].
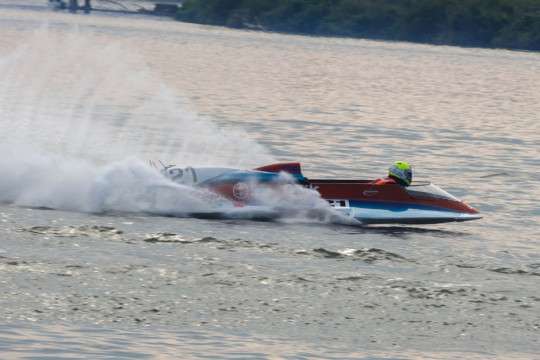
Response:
[[176, 0, 540, 51]]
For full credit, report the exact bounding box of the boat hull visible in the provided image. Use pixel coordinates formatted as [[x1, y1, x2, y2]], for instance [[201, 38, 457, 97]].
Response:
[[333, 203, 482, 224]]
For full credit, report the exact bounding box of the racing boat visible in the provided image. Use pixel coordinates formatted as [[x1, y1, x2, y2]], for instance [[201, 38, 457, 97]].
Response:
[[157, 162, 482, 225]]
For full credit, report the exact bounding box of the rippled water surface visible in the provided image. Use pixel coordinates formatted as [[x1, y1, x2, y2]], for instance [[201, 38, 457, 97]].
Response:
[[1, 1, 539, 359]]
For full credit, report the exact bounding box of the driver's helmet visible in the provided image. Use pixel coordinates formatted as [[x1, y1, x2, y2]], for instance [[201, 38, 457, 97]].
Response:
[[389, 161, 412, 186]]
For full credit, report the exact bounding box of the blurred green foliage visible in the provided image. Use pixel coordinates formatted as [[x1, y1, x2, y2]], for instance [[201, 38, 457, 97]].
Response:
[[176, 0, 540, 50]]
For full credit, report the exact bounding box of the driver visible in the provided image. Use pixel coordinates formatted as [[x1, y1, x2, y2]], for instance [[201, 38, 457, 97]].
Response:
[[372, 161, 412, 187]]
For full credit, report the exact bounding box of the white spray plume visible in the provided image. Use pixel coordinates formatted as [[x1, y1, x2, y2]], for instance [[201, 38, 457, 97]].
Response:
[[250, 172, 360, 225], [0, 26, 356, 225], [0, 142, 212, 215], [0, 26, 274, 167]]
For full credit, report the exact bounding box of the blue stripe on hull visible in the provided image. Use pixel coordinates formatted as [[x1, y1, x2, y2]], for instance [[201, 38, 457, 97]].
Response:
[[199, 170, 305, 185], [348, 199, 460, 213]]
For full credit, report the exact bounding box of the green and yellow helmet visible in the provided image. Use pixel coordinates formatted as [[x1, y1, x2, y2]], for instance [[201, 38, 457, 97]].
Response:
[[389, 161, 412, 186]]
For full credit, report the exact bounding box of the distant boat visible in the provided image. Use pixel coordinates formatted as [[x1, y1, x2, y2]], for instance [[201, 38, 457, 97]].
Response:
[[243, 23, 266, 31], [47, 0, 66, 10]]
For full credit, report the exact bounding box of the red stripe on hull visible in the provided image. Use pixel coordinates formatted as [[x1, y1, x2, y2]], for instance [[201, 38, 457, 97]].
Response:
[[201, 176, 479, 215]]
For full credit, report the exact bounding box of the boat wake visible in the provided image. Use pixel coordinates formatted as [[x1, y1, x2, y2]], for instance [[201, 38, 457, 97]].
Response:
[[0, 142, 356, 225]]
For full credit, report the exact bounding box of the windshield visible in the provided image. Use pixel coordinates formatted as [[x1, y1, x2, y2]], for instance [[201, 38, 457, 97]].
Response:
[[406, 182, 461, 202]]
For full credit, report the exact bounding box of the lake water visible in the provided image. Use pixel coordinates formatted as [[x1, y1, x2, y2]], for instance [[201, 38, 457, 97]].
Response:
[[0, 1, 539, 359]]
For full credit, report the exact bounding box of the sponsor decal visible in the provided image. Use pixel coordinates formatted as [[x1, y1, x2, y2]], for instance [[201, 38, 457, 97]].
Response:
[[328, 199, 349, 208], [362, 190, 379, 197], [233, 182, 250, 199], [233, 201, 245, 208]]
